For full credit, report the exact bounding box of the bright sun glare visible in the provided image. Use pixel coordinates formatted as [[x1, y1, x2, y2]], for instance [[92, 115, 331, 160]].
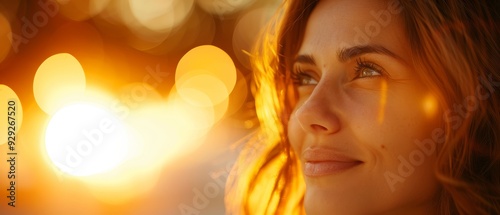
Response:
[[45, 103, 129, 177], [33, 46, 237, 202]]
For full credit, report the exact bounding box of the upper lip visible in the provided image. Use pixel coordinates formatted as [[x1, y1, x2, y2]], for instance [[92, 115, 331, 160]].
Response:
[[302, 147, 362, 163]]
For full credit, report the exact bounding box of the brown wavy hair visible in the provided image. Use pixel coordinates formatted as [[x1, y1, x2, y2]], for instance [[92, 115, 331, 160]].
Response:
[[226, 0, 500, 214]]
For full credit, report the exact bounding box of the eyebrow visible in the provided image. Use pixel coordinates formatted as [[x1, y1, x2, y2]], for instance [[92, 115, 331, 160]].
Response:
[[338, 45, 404, 63], [293, 45, 406, 66], [294, 54, 316, 65]]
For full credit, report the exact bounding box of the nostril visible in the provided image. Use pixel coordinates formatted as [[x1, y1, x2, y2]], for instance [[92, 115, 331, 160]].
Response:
[[311, 124, 328, 132], [294, 99, 341, 134]]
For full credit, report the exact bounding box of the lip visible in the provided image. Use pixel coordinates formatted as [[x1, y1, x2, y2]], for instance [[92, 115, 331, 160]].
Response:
[[302, 148, 363, 177]]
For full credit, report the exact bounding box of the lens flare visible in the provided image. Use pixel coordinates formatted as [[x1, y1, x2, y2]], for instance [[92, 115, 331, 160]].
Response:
[[233, 7, 275, 69], [377, 80, 388, 124], [129, 0, 194, 32], [423, 94, 438, 118], [168, 90, 216, 134], [40, 84, 220, 203], [196, 0, 256, 16], [34, 53, 86, 115], [44, 102, 130, 176], [175, 45, 237, 109], [177, 73, 229, 107]]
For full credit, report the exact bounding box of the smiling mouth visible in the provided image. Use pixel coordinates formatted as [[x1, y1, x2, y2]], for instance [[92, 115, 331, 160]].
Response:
[[303, 161, 362, 177], [302, 147, 363, 177]]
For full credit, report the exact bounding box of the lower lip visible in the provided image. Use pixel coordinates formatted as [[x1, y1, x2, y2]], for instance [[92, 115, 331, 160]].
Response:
[[304, 161, 362, 177]]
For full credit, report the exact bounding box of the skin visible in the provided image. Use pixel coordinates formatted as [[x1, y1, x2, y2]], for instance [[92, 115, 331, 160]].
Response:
[[287, 0, 442, 214]]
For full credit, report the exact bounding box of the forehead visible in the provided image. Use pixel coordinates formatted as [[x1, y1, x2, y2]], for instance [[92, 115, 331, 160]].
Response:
[[299, 0, 409, 59]]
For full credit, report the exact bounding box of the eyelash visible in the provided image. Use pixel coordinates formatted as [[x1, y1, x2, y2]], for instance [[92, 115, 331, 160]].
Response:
[[291, 58, 385, 85], [353, 58, 384, 80], [291, 66, 317, 86]]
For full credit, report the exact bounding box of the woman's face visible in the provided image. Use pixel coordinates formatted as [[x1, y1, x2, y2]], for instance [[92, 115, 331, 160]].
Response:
[[288, 0, 442, 214]]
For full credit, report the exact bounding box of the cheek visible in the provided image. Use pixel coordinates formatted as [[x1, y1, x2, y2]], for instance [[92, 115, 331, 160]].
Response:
[[345, 84, 441, 164], [380, 92, 442, 152], [356, 89, 441, 187], [348, 83, 442, 152], [345, 88, 442, 205]]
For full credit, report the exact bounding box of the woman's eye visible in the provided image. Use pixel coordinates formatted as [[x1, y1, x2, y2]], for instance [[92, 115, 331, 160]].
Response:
[[297, 73, 318, 85], [292, 67, 319, 86], [354, 58, 384, 80], [358, 67, 382, 78]]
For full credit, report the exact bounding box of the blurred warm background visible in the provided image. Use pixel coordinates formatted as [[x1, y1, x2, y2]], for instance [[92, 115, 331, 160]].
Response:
[[0, 0, 279, 214]]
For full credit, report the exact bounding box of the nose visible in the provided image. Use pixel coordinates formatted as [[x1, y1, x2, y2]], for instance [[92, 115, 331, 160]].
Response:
[[294, 89, 341, 135]]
